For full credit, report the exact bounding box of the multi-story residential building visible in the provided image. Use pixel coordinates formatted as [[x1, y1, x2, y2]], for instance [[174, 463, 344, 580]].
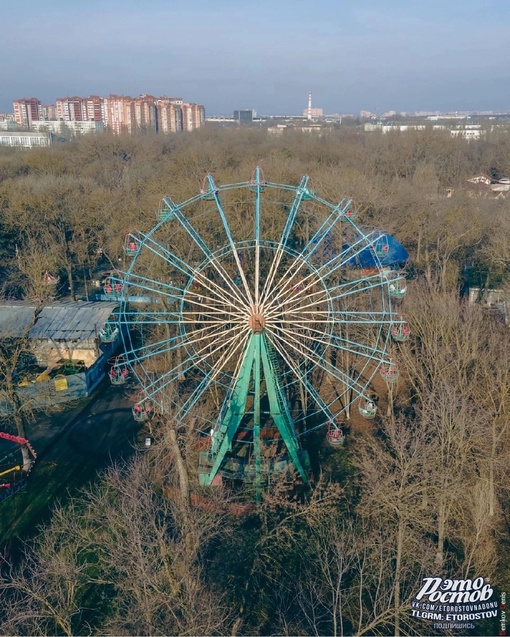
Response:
[[104, 95, 133, 134], [182, 103, 205, 131], [56, 96, 85, 121], [157, 97, 183, 133], [31, 120, 104, 135], [132, 94, 158, 132], [83, 95, 105, 122], [0, 131, 52, 148], [40, 104, 57, 120], [13, 98, 41, 127], [12, 94, 205, 135]]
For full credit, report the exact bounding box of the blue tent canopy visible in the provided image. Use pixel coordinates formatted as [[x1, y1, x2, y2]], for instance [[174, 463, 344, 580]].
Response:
[[344, 230, 409, 268]]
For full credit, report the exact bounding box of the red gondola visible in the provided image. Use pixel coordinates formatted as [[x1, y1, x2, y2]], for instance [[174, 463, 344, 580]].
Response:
[[391, 322, 410, 343], [132, 401, 153, 422], [326, 425, 345, 447], [380, 362, 399, 383], [108, 356, 129, 385], [123, 234, 140, 257], [103, 274, 123, 299]]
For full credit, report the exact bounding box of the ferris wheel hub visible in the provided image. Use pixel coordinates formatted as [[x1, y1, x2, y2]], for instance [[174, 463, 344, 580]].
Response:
[[248, 311, 266, 333]]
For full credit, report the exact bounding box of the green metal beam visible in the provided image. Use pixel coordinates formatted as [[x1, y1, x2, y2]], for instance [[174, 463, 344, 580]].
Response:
[[202, 337, 256, 486], [201, 330, 310, 487], [260, 335, 310, 483]]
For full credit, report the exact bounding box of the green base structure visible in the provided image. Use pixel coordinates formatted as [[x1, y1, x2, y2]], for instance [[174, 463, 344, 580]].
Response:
[[199, 330, 310, 491]]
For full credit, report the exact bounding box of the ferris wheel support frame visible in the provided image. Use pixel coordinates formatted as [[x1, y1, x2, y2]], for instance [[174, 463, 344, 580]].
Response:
[[200, 331, 310, 491]]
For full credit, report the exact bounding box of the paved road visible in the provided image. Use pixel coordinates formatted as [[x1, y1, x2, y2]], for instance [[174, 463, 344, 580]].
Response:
[[0, 379, 142, 548]]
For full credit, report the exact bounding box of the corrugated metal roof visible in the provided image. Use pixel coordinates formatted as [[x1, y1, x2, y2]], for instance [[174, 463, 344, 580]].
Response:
[[0, 303, 37, 338], [0, 301, 119, 342]]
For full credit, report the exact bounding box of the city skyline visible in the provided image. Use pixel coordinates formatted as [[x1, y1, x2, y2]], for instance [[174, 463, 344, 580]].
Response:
[[1, 0, 509, 116]]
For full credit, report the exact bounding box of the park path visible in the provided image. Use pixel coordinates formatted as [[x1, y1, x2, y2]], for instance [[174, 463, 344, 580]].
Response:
[[0, 380, 141, 549]]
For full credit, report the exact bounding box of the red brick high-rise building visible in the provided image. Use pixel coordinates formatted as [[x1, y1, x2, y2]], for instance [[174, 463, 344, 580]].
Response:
[[157, 97, 183, 133], [83, 96, 105, 122], [181, 103, 205, 132], [104, 95, 133, 134], [13, 98, 41, 127], [132, 95, 158, 132], [56, 96, 85, 121]]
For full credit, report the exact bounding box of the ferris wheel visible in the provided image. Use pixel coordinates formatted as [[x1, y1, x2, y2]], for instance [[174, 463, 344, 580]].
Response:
[[114, 168, 408, 487]]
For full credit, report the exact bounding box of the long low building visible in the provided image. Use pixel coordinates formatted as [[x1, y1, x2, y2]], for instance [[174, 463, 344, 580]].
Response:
[[31, 120, 104, 135], [0, 131, 53, 148]]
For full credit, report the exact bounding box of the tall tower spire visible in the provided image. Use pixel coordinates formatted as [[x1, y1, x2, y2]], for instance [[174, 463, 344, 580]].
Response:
[[307, 90, 312, 121]]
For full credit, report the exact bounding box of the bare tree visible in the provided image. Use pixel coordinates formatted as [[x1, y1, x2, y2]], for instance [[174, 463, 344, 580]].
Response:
[[0, 455, 233, 636]]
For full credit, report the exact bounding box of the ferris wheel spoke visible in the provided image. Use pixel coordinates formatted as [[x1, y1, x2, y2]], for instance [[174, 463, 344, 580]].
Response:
[[134, 231, 196, 279], [316, 230, 391, 281], [331, 310, 395, 325], [122, 275, 184, 303], [272, 323, 332, 355], [175, 372, 218, 421], [182, 285, 249, 315], [125, 318, 240, 365], [182, 322, 247, 354], [201, 327, 251, 385], [253, 166, 262, 305], [141, 327, 247, 400], [328, 276, 393, 301], [328, 333, 389, 363], [267, 324, 370, 395], [120, 315, 241, 328], [260, 263, 314, 314], [146, 323, 250, 401], [266, 333, 337, 424], [180, 310, 246, 325], [125, 268, 245, 313], [260, 177, 308, 305], [176, 334, 248, 422], [181, 294, 247, 319], [327, 332, 389, 359], [259, 197, 351, 313], [189, 275, 251, 312], [162, 192, 249, 307], [124, 334, 186, 364], [266, 290, 329, 318], [264, 269, 322, 311], [183, 322, 250, 372], [201, 175, 255, 306], [276, 322, 389, 362], [118, 310, 182, 325], [299, 197, 351, 261], [270, 322, 332, 356]]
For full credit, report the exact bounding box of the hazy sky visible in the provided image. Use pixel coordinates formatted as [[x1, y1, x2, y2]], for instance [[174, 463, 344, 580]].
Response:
[[1, 0, 509, 115]]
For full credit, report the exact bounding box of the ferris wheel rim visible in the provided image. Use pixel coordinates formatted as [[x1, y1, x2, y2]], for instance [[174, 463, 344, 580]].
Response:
[[117, 170, 403, 441]]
